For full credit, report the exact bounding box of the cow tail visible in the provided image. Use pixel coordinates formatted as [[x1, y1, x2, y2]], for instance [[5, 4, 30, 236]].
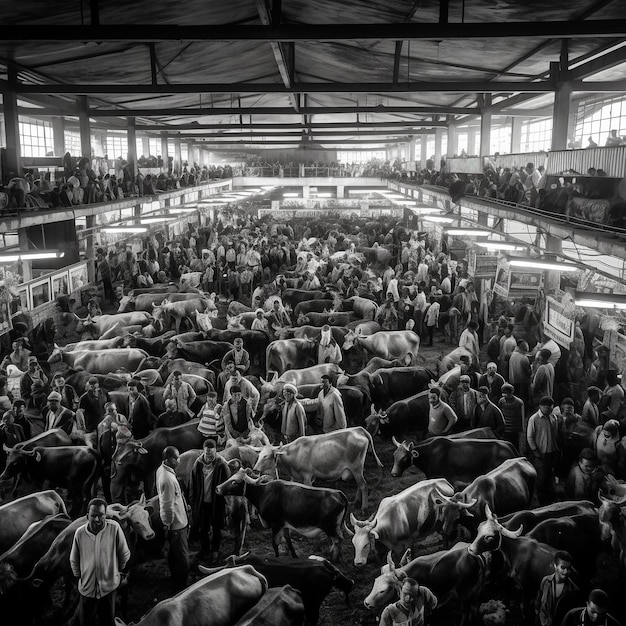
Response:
[[88, 448, 104, 501], [360, 427, 384, 487]]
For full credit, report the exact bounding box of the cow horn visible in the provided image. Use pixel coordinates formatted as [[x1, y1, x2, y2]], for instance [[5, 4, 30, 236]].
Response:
[[2, 443, 12, 453], [343, 522, 354, 538], [498, 523, 524, 539], [198, 564, 227, 576], [386, 551, 395, 572], [457, 497, 478, 509], [399, 548, 412, 567], [434, 488, 452, 503], [350, 513, 367, 528], [392, 436, 402, 449]]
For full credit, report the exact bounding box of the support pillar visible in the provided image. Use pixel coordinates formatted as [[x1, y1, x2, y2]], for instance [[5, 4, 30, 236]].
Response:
[[544, 233, 563, 294], [550, 56, 571, 151], [126, 117, 137, 179], [434, 129, 443, 167], [511, 117, 523, 153], [420, 136, 428, 169], [467, 127, 477, 156], [85, 215, 96, 282], [174, 137, 182, 176], [2, 64, 21, 181], [77, 96, 91, 158], [18, 229, 32, 282], [408, 137, 416, 163], [51, 117, 65, 156], [302, 185, 310, 199], [141, 137, 150, 159], [336, 185, 344, 198], [479, 94, 492, 157], [447, 123, 457, 158], [161, 133, 169, 172]]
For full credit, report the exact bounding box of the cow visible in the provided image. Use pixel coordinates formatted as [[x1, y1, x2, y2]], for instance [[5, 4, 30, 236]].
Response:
[[118, 291, 205, 313], [231, 585, 305, 626], [282, 289, 333, 310], [297, 311, 355, 327], [598, 491, 626, 570], [434, 457, 536, 548], [390, 436, 518, 485], [200, 553, 353, 626], [260, 363, 343, 404], [152, 298, 209, 333], [123, 331, 177, 356], [500, 500, 598, 533], [216, 470, 349, 561], [265, 337, 318, 378], [253, 427, 383, 510], [170, 340, 234, 367], [63, 337, 125, 351], [343, 329, 421, 362], [204, 329, 268, 367], [293, 298, 340, 318], [63, 370, 128, 394], [112, 565, 267, 626], [74, 312, 153, 338], [363, 541, 494, 624], [110, 421, 205, 503], [343, 296, 379, 320], [363, 392, 428, 437], [0, 490, 68, 553], [369, 366, 435, 410], [48, 347, 148, 375], [347, 478, 455, 567], [0, 445, 101, 516]]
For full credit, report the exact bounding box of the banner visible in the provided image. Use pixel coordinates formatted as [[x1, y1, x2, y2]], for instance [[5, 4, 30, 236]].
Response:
[[467, 250, 499, 279], [493, 259, 511, 298], [543, 296, 575, 349]]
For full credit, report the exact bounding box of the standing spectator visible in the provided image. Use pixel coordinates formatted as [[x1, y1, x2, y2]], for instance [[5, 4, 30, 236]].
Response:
[[459, 321, 480, 367], [478, 362, 506, 404], [593, 419, 623, 477], [163, 371, 197, 416], [509, 340, 532, 406], [565, 448, 603, 503], [606, 129, 622, 147], [197, 393, 223, 442], [157, 398, 189, 429], [531, 349, 555, 409], [222, 369, 260, 413], [560, 589, 621, 626], [268, 299, 291, 334], [0, 339, 31, 372], [474, 386, 505, 438], [498, 383, 526, 451], [11, 399, 30, 440], [0, 411, 25, 470], [280, 383, 306, 443], [70, 497, 130, 626], [220, 338, 250, 374], [78, 377, 110, 445], [499, 325, 517, 374], [448, 374, 478, 432], [581, 387, 602, 429], [427, 387, 457, 437], [251, 308, 271, 339], [127, 380, 155, 439], [189, 439, 231, 564], [52, 374, 80, 411], [96, 248, 116, 306], [317, 374, 347, 433], [44, 391, 75, 435], [379, 577, 437, 626], [601, 370, 624, 422], [423, 297, 440, 346], [20, 356, 48, 403], [318, 325, 342, 364], [156, 447, 189, 592], [376, 293, 399, 331], [221, 385, 255, 441], [535, 551, 579, 626], [527, 397, 562, 505]]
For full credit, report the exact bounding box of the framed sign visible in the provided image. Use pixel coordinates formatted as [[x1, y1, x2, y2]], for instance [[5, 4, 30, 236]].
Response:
[[0, 302, 12, 335], [69, 264, 88, 292], [493, 259, 511, 298], [30, 277, 51, 308], [52, 272, 69, 299], [16, 284, 30, 311], [543, 296, 575, 349]]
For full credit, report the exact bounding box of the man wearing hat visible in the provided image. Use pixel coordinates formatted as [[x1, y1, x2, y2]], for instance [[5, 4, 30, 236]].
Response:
[[29, 379, 49, 414], [222, 369, 260, 413], [317, 375, 347, 433], [251, 308, 271, 339], [0, 409, 25, 470], [45, 391, 76, 436], [527, 397, 563, 505], [20, 356, 48, 403], [280, 383, 306, 443], [318, 325, 342, 365], [448, 375, 478, 432], [52, 374, 80, 412], [220, 338, 250, 374], [478, 362, 506, 404], [221, 385, 255, 441]]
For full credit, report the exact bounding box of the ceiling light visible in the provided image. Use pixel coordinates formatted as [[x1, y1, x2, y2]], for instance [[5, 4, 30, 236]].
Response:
[[409, 207, 443, 214], [509, 258, 578, 272], [317, 193, 333, 198], [422, 216, 455, 223], [574, 292, 626, 309], [102, 227, 148, 233], [446, 229, 491, 237], [140, 217, 177, 224], [475, 241, 527, 251], [169, 208, 198, 214], [348, 188, 388, 194], [0, 255, 20, 262], [283, 192, 300, 197], [0, 250, 66, 262]]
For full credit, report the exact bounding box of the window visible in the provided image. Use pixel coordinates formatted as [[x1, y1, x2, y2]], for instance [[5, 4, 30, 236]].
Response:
[[105, 134, 128, 159], [148, 138, 161, 156], [575, 95, 626, 147], [64, 130, 82, 155], [456, 132, 469, 155], [520, 118, 552, 152], [490, 124, 512, 155], [19, 117, 54, 158]]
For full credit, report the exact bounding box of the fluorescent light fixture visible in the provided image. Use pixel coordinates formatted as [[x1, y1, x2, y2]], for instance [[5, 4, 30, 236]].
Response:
[[509, 258, 578, 272], [317, 193, 333, 198], [348, 188, 388, 194], [0, 255, 20, 262], [575, 298, 626, 309], [446, 229, 492, 237], [261, 186, 275, 190], [422, 216, 455, 223], [169, 208, 198, 214], [475, 241, 527, 251], [102, 226, 148, 233], [392, 200, 418, 206], [140, 217, 177, 224], [283, 192, 300, 197], [410, 207, 443, 214], [0, 250, 64, 262]]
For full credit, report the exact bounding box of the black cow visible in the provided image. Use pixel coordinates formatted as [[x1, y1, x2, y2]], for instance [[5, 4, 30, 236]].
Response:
[[216, 470, 348, 561], [390, 436, 517, 484], [233, 585, 305, 626], [172, 340, 234, 366], [293, 299, 338, 318], [0, 446, 101, 516], [369, 367, 435, 410], [123, 331, 176, 356], [282, 290, 333, 310], [206, 329, 268, 365], [201, 554, 353, 626], [365, 390, 430, 437], [64, 370, 127, 394], [500, 500, 597, 533]]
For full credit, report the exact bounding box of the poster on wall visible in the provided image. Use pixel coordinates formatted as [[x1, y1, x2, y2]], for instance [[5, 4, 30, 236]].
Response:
[[468, 250, 499, 278], [509, 268, 543, 296], [493, 259, 511, 298], [69, 265, 88, 292], [0, 302, 12, 335], [543, 296, 575, 349]]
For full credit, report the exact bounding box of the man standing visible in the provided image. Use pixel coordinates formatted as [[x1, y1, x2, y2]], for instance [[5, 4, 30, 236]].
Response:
[[459, 321, 480, 367], [189, 439, 231, 564], [127, 380, 154, 439], [220, 338, 250, 374], [509, 340, 532, 406], [478, 362, 506, 404], [96, 248, 116, 306], [222, 368, 260, 413], [427, 387, 457, 437], [527, 397, 562, 505], [448, 374, 478, 432], [473, 386, 505, 438], [70, 497, 130, 626], [20, 356, 48, 403], [379, 577, 437, 626], [52, 374, 80, 411], [156, 446, 189, 592], [535, 551, 579, 626], [44, 391, 75, 436], [221, 386, 255, 441], [163, 371, 197, 416], [157, 398, 189, 429], [531, 349, 555, 409], [78, 377, 110, 444], [280, 383, 307, 443], [317, 375, 347, 433], [560, 589, 621, 626], [498, 383, 526, 451]]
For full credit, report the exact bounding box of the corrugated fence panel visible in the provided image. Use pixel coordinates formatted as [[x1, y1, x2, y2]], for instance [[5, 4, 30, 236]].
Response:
[[447, 157, 483, 174], [485, 152, 548, 171], [547, 147, 626, 178]]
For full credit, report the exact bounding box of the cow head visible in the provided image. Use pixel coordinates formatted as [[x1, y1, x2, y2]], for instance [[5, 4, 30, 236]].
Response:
[[349, 512, 379, 567], [363, 551, 406, 614], [471, 504, 523, 555], [390, 437, 419, 477], [308, 555, 354, 600], [106, 493, 155, 540], [110, 440, 149, 479], [433, 488, 477, 549], [598, 490, 626, 546], [215, 467, 264, 497], [47, 343, 64, 364], [117, 296, 132, 313], [252, 445, 280, 477], [0, 444, 40, 483], [196, 311, 213, 333], [342, 329, 358, 350]]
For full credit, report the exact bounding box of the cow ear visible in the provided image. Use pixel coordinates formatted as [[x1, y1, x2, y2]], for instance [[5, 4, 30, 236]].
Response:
[[386, 551, 395, 572], [260, 377, 266, 385], [371, 529, 380, 540]]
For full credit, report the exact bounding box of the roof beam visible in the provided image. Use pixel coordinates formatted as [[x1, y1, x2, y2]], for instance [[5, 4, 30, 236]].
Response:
[[569, 44, 626, 80], [5, 20, 626, 42], [136, 121, 449, 130], [392, 41, 402, 85], [165, 129, 439, 138]]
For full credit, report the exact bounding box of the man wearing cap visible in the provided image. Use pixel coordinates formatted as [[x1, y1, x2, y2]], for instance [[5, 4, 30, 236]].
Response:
[[251, 308, 271, 339], [318, 325, 342, 365], [222, 368, 260, 413], [527, 397, 562, 505], [11, 399, 30, 440], [44, 391, 76, 436], [78, 378, 110, 439], [220, 338, 250, 374], [479, 362, 506, 404], [280, 383, 306, 442], [221, 385, 255, 441], [52, 374, 80, 412], [499, 383, 526, 451], [448, 375, 478, 432], [317, 375, 347, 433], [20, 356, 48, 403], [189, 438, 231, 563], [127, 380, 155, 439], [157, 398, 189, 429], [509, 340, 532, 406]]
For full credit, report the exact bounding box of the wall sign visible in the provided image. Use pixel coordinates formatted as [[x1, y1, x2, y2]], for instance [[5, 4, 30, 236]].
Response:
[[543, 296, 575, 349]]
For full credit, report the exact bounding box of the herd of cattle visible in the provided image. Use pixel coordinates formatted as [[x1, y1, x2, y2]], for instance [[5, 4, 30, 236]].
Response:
[[0, 274, 625, 625]]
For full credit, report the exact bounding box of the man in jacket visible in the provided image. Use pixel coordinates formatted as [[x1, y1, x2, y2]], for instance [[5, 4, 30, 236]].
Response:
[[280, 383, 307, 442], [78, 377, 110, 439], [448, 375, 478, 432], [222, 369, 260, 413], [317, 375, 347, 433], [189, 439, 231, 563], [220, 338, 251, 374], [473, 386, 505, 438], [70, 497, 130, 626], [221, 386, 255, 441], [535, 551, 579, 626], [156, 446, 189, 592], [164, 371, 197, 415], [44, 391, 75, 436], [127, 380, 155, 439]]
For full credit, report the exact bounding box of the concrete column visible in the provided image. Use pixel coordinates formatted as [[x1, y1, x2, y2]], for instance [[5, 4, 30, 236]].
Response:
[[479, 95, 492, 157], [551, 62, 572, 151], [544, 233, 563, 294], [77, 96, 92, 158], [408, 137, 416, 162], [85, 215, 96, 282], [511, 117, 523, 153], [420, 136, 428, 169], [302, 185, 310, 199], [2, 64, 21, 181], [126, 117, 137, 179], [51, 117, 65, 156], [434, 129, 443, 167], [336, 185, 344, 199], [18, 229, 32, 282], [160, 133, 169, 168], [174, 137, 182, 176], [447, 123, 457, 158], [467, 127, 477, 156], [141, 137, 150, 159]]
